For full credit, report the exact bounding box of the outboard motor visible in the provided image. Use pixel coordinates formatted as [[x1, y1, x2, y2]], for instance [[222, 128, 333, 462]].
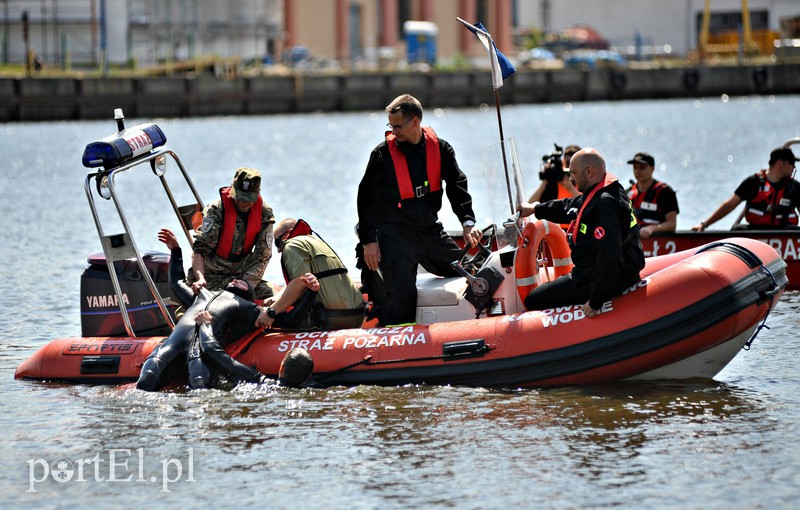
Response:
[[80, 251, 178, 337]]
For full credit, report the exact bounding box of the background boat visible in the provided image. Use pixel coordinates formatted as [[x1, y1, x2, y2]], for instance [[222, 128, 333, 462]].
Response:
[[641, 229, 799, 288]]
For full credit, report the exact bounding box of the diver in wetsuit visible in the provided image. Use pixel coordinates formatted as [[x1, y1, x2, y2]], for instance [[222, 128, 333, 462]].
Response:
[[136, 232, 213, 391], [136, 229, 319, 391]]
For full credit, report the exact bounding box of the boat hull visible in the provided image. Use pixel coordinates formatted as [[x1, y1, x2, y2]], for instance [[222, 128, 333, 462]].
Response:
[[15, 238, 787, 388]]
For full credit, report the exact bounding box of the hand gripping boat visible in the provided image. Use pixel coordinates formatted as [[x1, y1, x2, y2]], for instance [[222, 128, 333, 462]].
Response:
[[15, 115, 789, 388]]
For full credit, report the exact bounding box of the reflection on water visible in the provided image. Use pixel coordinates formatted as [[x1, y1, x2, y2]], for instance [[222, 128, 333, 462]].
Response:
[[5, 351, 797, 509]]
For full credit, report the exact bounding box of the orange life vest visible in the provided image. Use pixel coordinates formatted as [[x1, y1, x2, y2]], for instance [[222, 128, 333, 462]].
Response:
[[386, 126, 442, 200], [215, 186, 263, 260], [556, 182, 573, 200]]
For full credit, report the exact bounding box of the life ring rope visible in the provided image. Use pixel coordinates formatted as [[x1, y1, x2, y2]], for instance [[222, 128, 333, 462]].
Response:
[[514, 220, 573, 304]]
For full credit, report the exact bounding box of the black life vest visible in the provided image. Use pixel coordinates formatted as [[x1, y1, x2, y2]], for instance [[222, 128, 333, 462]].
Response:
[[744, 171, 799, 227], [629, 180, 668, 226]]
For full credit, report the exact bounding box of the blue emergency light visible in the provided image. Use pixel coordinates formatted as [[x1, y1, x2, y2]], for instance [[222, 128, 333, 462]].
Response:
[[82, 109, 167, 169]]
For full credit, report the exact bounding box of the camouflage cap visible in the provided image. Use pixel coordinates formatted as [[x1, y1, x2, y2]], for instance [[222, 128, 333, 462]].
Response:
[[230, 167, 261, 202]]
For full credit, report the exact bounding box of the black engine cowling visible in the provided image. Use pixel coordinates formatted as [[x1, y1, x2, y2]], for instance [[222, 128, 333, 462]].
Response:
[[80, 251, 178, 337]]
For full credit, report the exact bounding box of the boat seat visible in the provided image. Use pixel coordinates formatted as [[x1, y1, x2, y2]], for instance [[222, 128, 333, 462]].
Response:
[[416, 274, 468, 307]]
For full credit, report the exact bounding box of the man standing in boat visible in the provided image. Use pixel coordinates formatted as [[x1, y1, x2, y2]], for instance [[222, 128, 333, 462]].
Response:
[[189, 167, 276, 300], [357, 94, 482, 326], [517, 148, 645, 318], [692, 147, 800, 231], [626, 152, 680, 238]]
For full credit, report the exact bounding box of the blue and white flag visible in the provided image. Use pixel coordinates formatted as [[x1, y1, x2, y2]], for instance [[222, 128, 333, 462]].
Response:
[[457, 18, 516, 90]]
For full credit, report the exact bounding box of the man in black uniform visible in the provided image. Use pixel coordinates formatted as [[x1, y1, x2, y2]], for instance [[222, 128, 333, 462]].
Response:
[[357, 94, 481, 325], [517, 148, 644, 317]]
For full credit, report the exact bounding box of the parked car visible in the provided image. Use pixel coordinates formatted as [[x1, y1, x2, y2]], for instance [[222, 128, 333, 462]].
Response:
[[518, 47, 562, 69], [563, 49, 626, 69]]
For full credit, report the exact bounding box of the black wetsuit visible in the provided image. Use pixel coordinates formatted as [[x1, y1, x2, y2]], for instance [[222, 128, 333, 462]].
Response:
[[136, 246, 318, 391], [136, 247, 209, 391], [190, 284, 319, 388]]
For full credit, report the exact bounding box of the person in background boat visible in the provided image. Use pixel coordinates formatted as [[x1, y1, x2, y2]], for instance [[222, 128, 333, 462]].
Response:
[[626, 152, 680, 238], [692, 147, 800, 231], [357, 94, 481, 326], [528, 144, 582, 203], [263, 218, 365, 331], [189, 167, 277, 300], [136, 229, 319, 391], [516, 148, 645, 318]]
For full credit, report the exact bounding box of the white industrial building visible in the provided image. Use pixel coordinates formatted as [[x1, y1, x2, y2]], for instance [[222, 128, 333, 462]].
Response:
[[1, 0, 797, 68]]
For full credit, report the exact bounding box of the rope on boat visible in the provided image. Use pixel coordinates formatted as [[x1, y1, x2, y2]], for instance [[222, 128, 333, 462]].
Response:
[[697, 240, 782, 351], [361, 343, 492, 365], [313, 355, 374, 383], [744, 260, 780, 351]]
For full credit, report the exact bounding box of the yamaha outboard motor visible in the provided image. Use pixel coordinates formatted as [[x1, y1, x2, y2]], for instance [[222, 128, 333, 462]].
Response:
[[80, 251, 179, 337]]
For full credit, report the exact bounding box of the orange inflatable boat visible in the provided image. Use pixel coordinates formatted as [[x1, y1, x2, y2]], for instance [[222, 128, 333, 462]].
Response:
[[13, 114, 789, 388], [16, 235, 787, 387]]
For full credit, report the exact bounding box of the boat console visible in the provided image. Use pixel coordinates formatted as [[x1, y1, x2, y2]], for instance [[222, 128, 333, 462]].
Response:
[[415, 240, 525, 325]]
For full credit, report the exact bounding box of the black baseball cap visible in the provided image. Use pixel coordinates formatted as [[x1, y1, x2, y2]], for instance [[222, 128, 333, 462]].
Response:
[[627, 152, 655, 167], [769, 147, 798, 165]]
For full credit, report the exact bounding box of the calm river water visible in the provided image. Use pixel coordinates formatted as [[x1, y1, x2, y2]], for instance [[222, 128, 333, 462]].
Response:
[[2, 95, 799, 509]]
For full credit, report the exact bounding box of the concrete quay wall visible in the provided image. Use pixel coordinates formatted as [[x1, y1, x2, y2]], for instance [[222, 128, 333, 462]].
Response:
[[1, 64, 799, 122]]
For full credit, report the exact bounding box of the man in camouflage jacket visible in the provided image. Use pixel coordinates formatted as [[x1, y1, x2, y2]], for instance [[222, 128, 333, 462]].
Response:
[[189, 167, 276, 300]]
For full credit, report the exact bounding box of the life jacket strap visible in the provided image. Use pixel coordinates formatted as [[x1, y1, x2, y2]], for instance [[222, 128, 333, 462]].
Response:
[[314, 267, 347, 279]]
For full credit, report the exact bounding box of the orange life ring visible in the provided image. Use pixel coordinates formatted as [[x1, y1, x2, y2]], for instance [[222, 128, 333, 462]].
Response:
[[514, 220, 573, 303]]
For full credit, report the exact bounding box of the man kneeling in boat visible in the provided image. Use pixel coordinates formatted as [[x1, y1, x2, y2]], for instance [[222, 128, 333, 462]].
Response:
[[260, 218, 366, 331], [136, 230, 319, 391], [517, 148, 645, 318], [189, 167, 277, 300]]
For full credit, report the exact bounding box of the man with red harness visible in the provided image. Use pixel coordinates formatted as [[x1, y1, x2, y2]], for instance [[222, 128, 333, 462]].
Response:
[[626, 152, 680, 238], [189, 167, 276, 300], [692, 147, 799, 231], [517, 148, 644, 318], [357, 94, 481, 326], [255, 218, 365, 331]]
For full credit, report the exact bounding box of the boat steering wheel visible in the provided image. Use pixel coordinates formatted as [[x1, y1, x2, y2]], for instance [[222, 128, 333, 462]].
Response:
[[456, 224, 496, 270]]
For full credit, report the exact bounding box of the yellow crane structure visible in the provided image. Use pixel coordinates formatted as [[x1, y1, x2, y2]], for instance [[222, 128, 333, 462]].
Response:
[[698, 0, 760, 60]]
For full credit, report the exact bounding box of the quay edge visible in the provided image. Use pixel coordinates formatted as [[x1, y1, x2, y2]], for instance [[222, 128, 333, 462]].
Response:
[[1, 63, 799, 122]]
